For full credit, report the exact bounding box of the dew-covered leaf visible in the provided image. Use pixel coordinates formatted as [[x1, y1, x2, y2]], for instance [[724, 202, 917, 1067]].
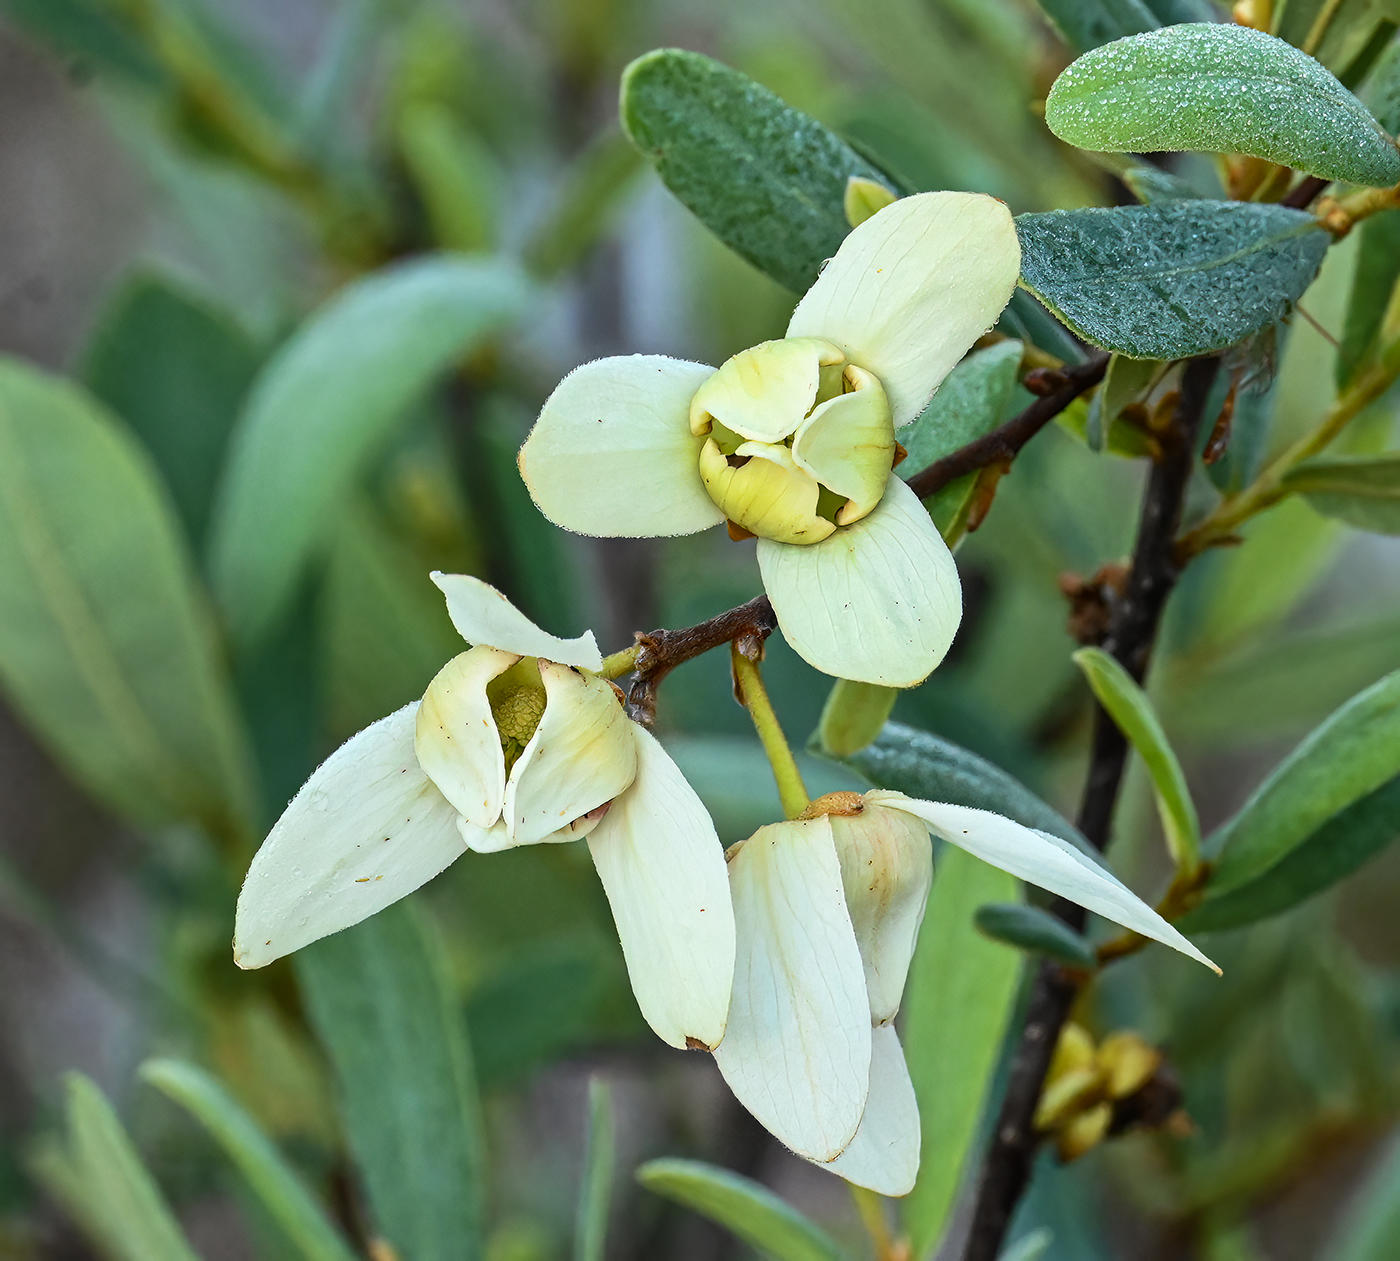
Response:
[[1016, 201, 1329, 359], [1045, 24, 1400, 188], [1283, 453, 1400, 533]]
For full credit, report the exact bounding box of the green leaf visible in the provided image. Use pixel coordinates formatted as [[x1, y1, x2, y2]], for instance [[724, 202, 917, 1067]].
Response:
[[901, 340, 1025, 473], [1045, 24, 1400, 188], [841, 721, 1089, 850], [396, 102, 501, 253], [0, 360, 255, 835], [1087, 353, 1165, 452], [574, 1080, 615, 1261], [815, 678, 899, 758], [31, 1074, 196, 1261], [1032, 0, 1158, 54], [296, 902, 486, 1261], [1337, 213, 1400, 389], [636, 1160, 844, 1261], [81, 272, 261, 550], [1016, 201, 1329, 360], [5, 0, 169, 88], [1282, 452, 1400, 533], [1275, 0, 1397, 88], [1181, 775, 1400, 932], [139, 1059, 356, 1261], [620, 48, 887, 292], [210, 255, 530, 645], [1205, 669, 1400, 894], [524, 130, 645, 279], [973, 901, 1099, 970], [1072, 647, 1200, 871], [1331, 1125, 1400, 1261], [902, 851, 1022, 1255]]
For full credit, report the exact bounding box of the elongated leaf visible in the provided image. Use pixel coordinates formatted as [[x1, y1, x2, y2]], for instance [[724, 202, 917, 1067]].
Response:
[[902, 851, 1022, 1256], [1045, 24, 1400, 187], [974, 901, 1098, 970], [1181, 775, 1400, 932], [140, 1059, 356, 1261], [1087, 353, 1164, 451], [5, 0, 168, 87], [1332, 1132, 1400, 1261], [32, 1074, 196, 1261], [1337, 213, 1400, 389], [620, 48, 887, 292], [574, 1080, 615, 1261], [1282, 453, 1400, 533], [1017, 202, 1329, 359], [815, 678, 899, 758], [210, 255, 530, 644], [82, 273, 261, 550], [1033, 0, 1158, 53], [296, 902, 485, 1261], [1206, 669, 1400, 894], [1072, 648, 1200, 870], [841, 721, 1089, 850], [0, 360, 255, 834], [901, 340, 1025, 474], [636, 1160, 844, 1261]]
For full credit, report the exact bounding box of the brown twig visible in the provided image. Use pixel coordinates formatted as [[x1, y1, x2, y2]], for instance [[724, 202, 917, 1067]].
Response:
[[905, 353, 1110, 499], [1282, 174, 1330, 210], [960, 355, 1221, 1261]]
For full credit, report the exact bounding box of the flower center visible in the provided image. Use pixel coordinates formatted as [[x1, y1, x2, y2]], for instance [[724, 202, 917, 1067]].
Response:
[[689, 337, 896, 545], [487, 661, 547, 773]]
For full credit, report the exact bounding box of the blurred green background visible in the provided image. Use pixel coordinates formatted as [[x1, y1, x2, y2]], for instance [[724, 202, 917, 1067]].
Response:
[[0, 1, 1397, 1258]]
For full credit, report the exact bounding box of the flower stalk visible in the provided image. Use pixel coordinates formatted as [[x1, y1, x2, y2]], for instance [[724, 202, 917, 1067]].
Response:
[[731, 641, 809, 819]]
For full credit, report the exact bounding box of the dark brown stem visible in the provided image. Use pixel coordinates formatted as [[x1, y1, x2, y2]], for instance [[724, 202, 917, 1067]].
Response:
[[623, 595, 776, 723], [960, 355, 1221, 1261], [1282, 174, 1330, 209], [905, 353, 1109, 499]]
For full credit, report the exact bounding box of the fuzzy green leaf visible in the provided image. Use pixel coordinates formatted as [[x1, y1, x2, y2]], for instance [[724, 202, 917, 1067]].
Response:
[[1045, 24, 1400, 187], [296, 903, 486, 1261], [0, 361, 255, 834], [620, 48, 887, 292], [210, 255, 529, 646], [974, 901, 1099, 970], [1283, 452, 1400, 533], [637, 1160, 844, 1261], [1017, 201, 1329, 359]]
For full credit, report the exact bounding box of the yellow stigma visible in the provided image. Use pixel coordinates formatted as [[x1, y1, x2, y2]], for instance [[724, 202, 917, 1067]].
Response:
[[487, 665, 548, 772], [689, 338, 896, 545]]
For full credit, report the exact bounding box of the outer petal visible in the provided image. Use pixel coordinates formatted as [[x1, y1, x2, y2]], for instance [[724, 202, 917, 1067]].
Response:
[[823, 1025, 920, 1195], [234, 705, 464, 967], [829, 803, 933, 1024], [871, 792, 1219, 972], [431, 572, 602, 669], [786, 192, 1021, 427], [414, 646, 517, 828], [517, 355, 723, 538], [714, 817, 872, 1161], [504, 662, 638, 845], [757, 475, 962, 686], [585, 725, 735, 1050]]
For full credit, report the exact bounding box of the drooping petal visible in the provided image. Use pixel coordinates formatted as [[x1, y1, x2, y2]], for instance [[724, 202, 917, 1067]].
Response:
[[234, 705, 464, 967], [828, 803, 933, 1024], [414, 646, 517, 828], [714, 817, 872, 1161], [504, 662, 638, 846], [585, 725, 735, 1050], [823, 1025, 920, 1196], [517, 355, 724, 538], [457, 815, 513, 853], [431, 572, 603, 669], [790, 365, 895, 526], [688, 337, 843, 442], [786, 192, 1021, 427], [871, 792, 1220, 972], [757, 475, 961, 686], [698, 439, 836, 545]]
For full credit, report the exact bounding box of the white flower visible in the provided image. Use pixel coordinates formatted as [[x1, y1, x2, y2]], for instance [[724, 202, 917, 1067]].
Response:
[[712, 791, 1216, 1195], [233, 573, 736, 1051], [517, 192, 1022, 687]]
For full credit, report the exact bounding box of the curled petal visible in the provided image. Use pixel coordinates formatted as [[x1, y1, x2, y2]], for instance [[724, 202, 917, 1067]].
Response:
[[414, 646, 518, 828], [829, 803, 933, 1024], [431, 572, 602, 669], [698, 439, 835, 545], [823, 1025, 920, 1196], [518, 355, 723, 538], [688, 337, 843, 442], [787, 192, 1021, 427], [586, 726, 735, 1050], [714, 817, 872, 1161], [790, 365, 894, 525], [505, 662, 638, 846], [871, 792, 1220, 972], [757, 475, 961, 686], [234, 705, 464, 967]]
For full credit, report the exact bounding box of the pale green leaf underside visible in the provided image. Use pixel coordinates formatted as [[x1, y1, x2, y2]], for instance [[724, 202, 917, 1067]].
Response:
[[1046, 24, 1400, 187], [1016, 201, 1328, 359], [1284, 453, 1400, 533], [974, 900, 1098, 970]]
